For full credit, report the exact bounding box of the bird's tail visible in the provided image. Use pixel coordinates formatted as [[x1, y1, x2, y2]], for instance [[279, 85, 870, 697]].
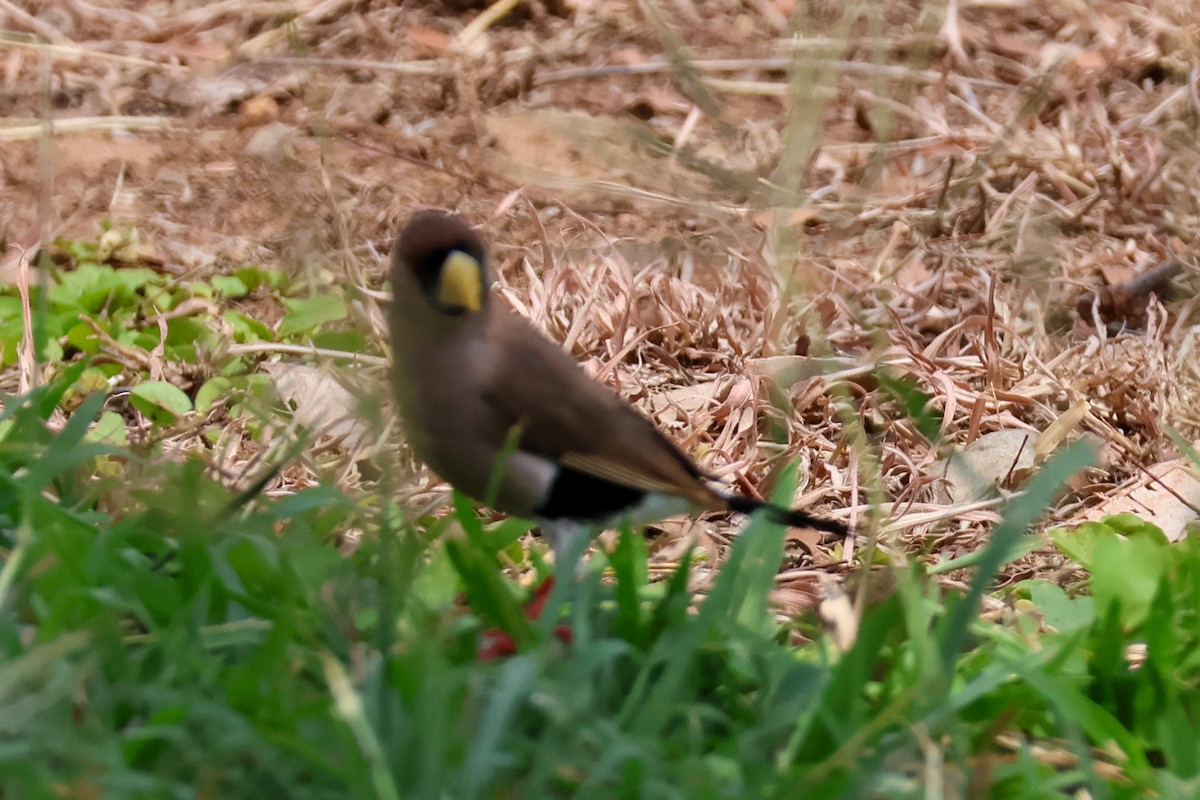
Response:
[[724, 494, 849, 537]]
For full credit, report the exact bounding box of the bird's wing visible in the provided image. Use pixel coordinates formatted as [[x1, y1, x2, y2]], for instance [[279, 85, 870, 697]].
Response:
[[482, 307, 718, 507]]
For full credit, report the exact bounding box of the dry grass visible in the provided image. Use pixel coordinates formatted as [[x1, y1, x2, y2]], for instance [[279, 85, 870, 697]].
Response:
[[2, 0, 1198, 601]]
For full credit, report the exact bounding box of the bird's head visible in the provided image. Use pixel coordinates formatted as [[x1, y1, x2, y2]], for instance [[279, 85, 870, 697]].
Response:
[[393, 211, 489, 316]]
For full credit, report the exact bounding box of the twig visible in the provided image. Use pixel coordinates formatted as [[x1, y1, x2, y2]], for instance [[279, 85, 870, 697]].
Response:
[[0, 116, 175, 140], [457, 0, 523, 46], [0, 33, 174, 69], [256, 56, 439, 76], [537, 57, 1015, 91], [15, 248, 35, 394], [224, 342, 389, 366], [0, 1, 70, 44]]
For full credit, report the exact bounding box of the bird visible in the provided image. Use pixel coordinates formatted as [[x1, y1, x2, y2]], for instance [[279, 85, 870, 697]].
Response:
[[388, 210, 848, 578]]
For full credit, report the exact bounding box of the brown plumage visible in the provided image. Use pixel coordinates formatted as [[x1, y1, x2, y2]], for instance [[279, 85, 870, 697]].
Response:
[[389, 211, 847, 565]]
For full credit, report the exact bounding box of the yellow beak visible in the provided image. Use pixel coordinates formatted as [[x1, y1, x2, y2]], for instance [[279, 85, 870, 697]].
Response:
[[439, 251, 483, 312]]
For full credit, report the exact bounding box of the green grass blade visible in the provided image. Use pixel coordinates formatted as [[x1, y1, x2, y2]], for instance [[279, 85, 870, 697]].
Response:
[[937, 440, 1095, 677]]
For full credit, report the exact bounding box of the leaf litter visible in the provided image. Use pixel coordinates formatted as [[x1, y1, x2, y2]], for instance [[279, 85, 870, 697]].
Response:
[[1, 0, 1198, 618]]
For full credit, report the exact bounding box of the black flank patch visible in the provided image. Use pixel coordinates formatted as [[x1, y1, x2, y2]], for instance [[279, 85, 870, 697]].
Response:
[[535, 466, 646, 521]]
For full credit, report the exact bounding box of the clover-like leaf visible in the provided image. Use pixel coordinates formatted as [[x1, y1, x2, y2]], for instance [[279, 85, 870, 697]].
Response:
[[129, 381, 193, 425], [278, 294, 347, 338], [211, 275, 249, 298]]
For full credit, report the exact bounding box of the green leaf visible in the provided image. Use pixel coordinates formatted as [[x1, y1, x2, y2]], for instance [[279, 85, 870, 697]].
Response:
[[224, 310, 273, 343], [444, 491, 534, 647], [165, 317, 216, 358], [0, 295, 23, 322], [482, 517, 534, 552], [50, 263, 160, 313], [184, 281, 214, 300], [937, 439, 1096, 678], [877, 370, 942, 441], [1021, 579, 1094, 633], [1090, 532, 1169, 628], [1051, 514, 1167, 571], [200, 373, 276, 417], [999, 649, 1153, 779], [62, 367, 112, 407], [64, 320, 103, 354], [0, 631, 92, 715], [53, 236, 99, 263], [278, 294, 347, 337], [312, 329, 368, 355], [194, 377, 233, 413], [410, 542, 460, 610], [129, 381, 193, 424], [24, 360, 90, 421], [39, 336, 64, 363], [703, 464, 796, 634], [86, 411, 129, 446], [211, 275, 249, 298], [143, 283, 176, 310], [21, 392, 115, 490], [235, 266, 286, 292], [608, 527, 649, 642], [0, 298, 26, 360]]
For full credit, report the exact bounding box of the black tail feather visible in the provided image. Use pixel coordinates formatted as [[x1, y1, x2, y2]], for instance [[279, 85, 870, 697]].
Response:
[[725, 494, 850, 537]]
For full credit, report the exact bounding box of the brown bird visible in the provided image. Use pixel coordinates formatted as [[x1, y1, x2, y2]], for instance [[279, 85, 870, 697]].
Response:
[[389, 211, 847, 573]]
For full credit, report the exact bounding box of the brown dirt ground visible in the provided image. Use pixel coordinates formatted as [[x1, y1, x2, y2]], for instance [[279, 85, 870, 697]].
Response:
[[2, 0, 1199, 608]]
